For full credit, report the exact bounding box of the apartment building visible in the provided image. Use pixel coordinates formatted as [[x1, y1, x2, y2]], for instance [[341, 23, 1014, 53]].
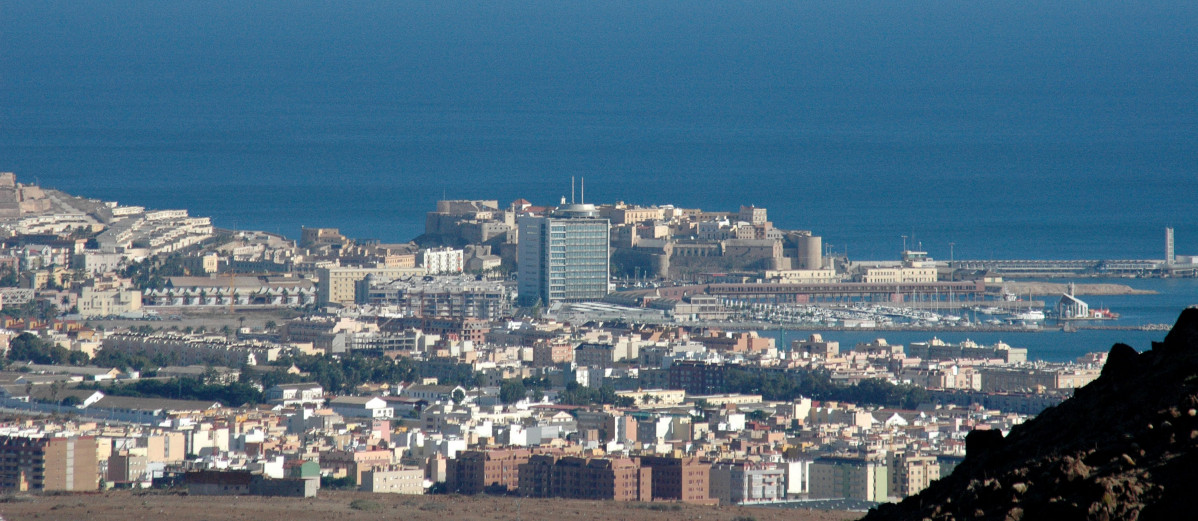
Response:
[[361, 467, 425, 494], [316, 265, 426, 305], [639, 456, 712, 503], [809, 455, 888, 501], [0, 435, 98, 492], [447, 449, 530, 494], [517, 204, 609, 305], [518, 454, 652, 501]]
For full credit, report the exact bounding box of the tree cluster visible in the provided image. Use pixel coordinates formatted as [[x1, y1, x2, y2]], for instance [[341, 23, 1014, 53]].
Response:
[[557, 382, 634, 408], [499, 379, 526, 404], [244, 353, 480, 395], [5, 332, 88, 366], [120, 254, 193, 289], [725, 367, 930, 409], [2, 299, 60, 322], [81, 377, 263, 407]]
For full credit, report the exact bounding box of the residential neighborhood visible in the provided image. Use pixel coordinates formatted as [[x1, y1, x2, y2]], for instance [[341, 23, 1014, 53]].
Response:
[[0, 173, 1110, 508]]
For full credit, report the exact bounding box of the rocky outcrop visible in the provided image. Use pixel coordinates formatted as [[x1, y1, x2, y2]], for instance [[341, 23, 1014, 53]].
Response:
[[863, 307, 1198, 521]]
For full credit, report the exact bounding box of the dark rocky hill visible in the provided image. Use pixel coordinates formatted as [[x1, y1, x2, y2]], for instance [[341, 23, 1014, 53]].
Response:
[[862, 308, 1198, 521]]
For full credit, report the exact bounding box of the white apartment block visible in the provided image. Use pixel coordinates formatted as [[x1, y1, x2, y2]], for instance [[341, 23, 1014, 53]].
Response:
[[420, 248, 464, 275]]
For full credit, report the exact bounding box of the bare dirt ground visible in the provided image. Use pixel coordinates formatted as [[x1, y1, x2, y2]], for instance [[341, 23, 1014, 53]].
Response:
[[0, 490, 858, 521]]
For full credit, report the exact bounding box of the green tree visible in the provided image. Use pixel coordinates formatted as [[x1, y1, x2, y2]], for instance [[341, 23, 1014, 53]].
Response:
[[6, 333, 70, 364], [499, 379, 527, 404], [0, 266, 18, 287]]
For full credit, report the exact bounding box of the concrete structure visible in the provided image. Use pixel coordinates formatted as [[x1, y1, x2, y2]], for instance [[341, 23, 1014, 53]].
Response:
[[447, 449, 530, 494], [317, 266, 426, 306], [0, 435, 98, 491], [668, 361, 727, 395], [265, 383, 325, 407], [364, 275, 509, 319], [907, 338, 1026, 364], [862, 264, 938, 284], [889, 451, 940, 498], [639, 456, 711, 503], [329, 396, 394, 419], [810, 456, 888, 501], [107, 450, 148, 483], [979, 366, 1100, 392], [143, 276, 316, 308], [792, 334, 840, 358], [517, 203, 610, 305], [519, 454, 652, 501], [785, 459, 813, 496], [795, 234, 823, 270], [1166, 226, 1175, 265], [361, 467, 425, 494], [575, 343, 617, 371], [300, 227, 348, 247], [401, 384, 466, 403], [710, 461, 787, 505], [320, 448, 392, 485], [764, 269, 836, 283], [95, 208, 213, 255], [77, 286, 142, 317], [420, 248, 464, 275], [186, 470, 318, 497]]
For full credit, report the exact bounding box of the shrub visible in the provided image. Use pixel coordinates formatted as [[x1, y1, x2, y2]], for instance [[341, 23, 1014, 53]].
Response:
[[349, 499, 383, 511]]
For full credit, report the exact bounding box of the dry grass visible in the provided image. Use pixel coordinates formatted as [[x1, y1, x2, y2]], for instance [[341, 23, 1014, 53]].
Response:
[[0, 490, 858, 521]]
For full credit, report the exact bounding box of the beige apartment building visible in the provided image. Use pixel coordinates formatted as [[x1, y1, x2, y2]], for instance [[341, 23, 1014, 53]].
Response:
[[78, 286, 143, 317], [317, 266, 426, 305], [0, 435, 99, 492], [361, 467, 425, 494], [889, 451, 939, 498]]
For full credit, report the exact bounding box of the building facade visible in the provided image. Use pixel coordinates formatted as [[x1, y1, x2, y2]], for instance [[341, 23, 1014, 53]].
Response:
[[889, 451, 940, 498], [316, 266, 426, 306], [517, 204, 609, 305], [518, 454, 651, 501], [809, 455, 888, 501], [361, 467, 425, 494], [447, 449, 530, 494], [639, 456, 711, 503], [0, 435, 98, 492], [420, 248, 464, 275], [710, 461, 787, 505]]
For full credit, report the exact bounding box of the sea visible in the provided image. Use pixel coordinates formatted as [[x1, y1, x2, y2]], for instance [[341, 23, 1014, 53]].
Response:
[[2, 2, 1196, 360]]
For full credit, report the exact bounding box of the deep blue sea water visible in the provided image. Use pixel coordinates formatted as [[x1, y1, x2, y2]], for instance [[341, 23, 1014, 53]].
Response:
[[2, 1, 1197, 262]]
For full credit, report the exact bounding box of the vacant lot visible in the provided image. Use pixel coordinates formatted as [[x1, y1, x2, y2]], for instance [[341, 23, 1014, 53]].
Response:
[[0, 490, 857, 521]]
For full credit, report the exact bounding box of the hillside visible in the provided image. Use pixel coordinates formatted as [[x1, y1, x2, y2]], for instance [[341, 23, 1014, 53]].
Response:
[[862, 308, 1198, 521]]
